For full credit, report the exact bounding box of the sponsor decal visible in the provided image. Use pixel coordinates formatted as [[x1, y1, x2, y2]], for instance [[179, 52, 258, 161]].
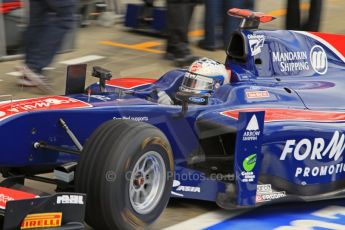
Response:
[[256, 193, 286, 203], [189, 97, 205, 103], [248, 34, 265, 56], [243, 115, 261, 141], [256, 184, 286, 203], [310, 45, 328, 75], [241, 154, 257, 183], [56, 195, 83, 205], [272, 51, 310, 72], [106, 78, 155, 89], [0, 187, 36, 209], [281, 131, 345, 161], [112, 116, 148, 122], [21, 212, 62, 229], [221, 108, 345, 123], [246, 91, 270, 99], [241, 171, 255, 183], [0, 96, 91, 121], [235, 112, 264, 206], [280, 131, 345, 179], [257, 184, 272, 194], [243, 154, 257, 172], [272, 44, 328, 74], [171, 180, 201, 197]]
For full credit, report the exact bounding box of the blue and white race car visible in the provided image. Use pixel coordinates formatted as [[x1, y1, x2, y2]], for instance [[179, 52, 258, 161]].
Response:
[[1, 8, 345, 230]]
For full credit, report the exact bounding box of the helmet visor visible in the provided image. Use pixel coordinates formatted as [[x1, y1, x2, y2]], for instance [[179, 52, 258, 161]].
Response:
[[181, 72, 214, 93]]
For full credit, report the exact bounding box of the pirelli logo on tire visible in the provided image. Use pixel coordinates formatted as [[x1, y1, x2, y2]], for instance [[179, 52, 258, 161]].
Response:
[[20, 212, 62, 229], [310, 45, 328, 75]]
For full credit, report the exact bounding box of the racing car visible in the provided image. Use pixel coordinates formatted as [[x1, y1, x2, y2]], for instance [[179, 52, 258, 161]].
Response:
[[1, 8, 345, 230]]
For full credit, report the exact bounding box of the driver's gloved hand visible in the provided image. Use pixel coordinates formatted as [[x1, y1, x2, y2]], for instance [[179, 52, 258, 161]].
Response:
[[157, 91, 174, 105]]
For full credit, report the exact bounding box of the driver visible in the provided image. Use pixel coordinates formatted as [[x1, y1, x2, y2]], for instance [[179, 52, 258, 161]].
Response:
[[158, 57, 231, 105]]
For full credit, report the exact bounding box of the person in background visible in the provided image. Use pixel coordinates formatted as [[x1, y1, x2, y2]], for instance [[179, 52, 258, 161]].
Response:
[[198, 0, 254, 51], [243, 0, 254, 11], [165, 0, 202, 67], [286, 0, 322, 31], [17, 0, 78, 93]]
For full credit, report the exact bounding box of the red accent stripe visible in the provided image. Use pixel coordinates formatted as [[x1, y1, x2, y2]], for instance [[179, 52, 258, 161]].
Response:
[[221, 108, 345, 123], [0, 187, 36, 209], [106, 78, 155, 89], [310, 32, 345, 58]]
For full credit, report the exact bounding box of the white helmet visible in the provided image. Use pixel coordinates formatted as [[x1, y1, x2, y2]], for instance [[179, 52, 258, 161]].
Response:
[[180, 58, 230, 94]]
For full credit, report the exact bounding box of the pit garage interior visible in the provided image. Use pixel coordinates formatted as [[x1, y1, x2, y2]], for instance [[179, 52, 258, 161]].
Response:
[[0, 0, 345, 229]]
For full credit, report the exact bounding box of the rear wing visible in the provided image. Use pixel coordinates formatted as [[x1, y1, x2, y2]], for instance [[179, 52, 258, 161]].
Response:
[[228, 8, 276, 29]]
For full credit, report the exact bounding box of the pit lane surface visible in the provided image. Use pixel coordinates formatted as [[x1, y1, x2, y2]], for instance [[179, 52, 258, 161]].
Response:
[[22, 179, 345, 229], [1, 0, 345, 229]]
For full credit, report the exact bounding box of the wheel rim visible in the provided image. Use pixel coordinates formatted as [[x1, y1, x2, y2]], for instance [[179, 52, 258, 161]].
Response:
[[129, 151, 166, 215]]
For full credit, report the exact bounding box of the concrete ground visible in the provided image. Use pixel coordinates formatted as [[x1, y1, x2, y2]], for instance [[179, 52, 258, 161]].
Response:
[[1, 0, 345, 229]]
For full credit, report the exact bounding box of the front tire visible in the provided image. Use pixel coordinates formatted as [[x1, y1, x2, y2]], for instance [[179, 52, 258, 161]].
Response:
[[75, 120, 174, 230]]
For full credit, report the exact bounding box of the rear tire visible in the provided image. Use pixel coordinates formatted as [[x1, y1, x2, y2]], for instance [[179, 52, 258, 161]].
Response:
[[75, 120, 174, 230]]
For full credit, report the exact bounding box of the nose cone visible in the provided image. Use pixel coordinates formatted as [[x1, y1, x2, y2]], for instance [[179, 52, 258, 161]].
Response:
[[0, 96, 92, 122]]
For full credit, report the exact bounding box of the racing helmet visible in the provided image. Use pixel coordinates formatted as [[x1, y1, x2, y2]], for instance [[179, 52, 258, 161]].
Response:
[[179, 58, 230, 94]]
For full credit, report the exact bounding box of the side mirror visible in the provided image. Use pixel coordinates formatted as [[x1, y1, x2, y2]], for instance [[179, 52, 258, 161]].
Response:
[[92, 66, 112, 92], [175, 91, 209, 115], [65, 64, 87, 95]]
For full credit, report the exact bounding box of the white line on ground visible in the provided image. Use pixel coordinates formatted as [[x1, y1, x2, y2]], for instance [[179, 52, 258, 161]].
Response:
[[162, 209, 247, 230], [42, 67, 56, 70], [59, 55, 105, 65]]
